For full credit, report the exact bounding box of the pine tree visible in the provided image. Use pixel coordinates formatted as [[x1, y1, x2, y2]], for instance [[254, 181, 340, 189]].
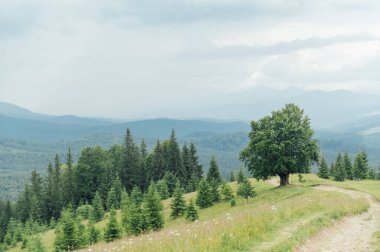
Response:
[[237, 178, 256, 203], [185, 172, 200, 193], [206, 156, 222, 185], [54, 207, 82, 251], [185, 200, 198, 222], [229, 171, 236, 182], [52, 154, 63, 220], [220, 182, 234, 201], [63, 148, 75, 206], [90, 191, 104, 222], [87, 221, 100, 245], [146, 140, 166, 182], [330, 163, 335, 177], [317, 157, 329, 179], [163, 171, 179, 197], [189, 143, 203, 180], [29, 171, 45, 222], [123, 201, 142, 235], [156, 179, 170, 200], [368, 168, 376, 180], [122, 129, 142, 191], [209, 181, 220, 203], [112, 177, 123, 208], [354, 152, 369, 180], [343, 152, 353, 180], [196, 179, 213, 209], [334, 153, 346, 181], [45, 162, 54, 221], [106, 187, 118, 210], [141, 184, 164, 231], [237, 168, 246, 184], [170, 182, 186, 218], [140, 140, 148, 190], [166, 130, 183, 180], [26, 235, 46, 252], [130, 186, 143, 206], [104, 209, 122, 243]]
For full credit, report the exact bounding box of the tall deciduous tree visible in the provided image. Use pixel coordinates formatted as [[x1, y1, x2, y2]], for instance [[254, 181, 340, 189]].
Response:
[[240, 104, 319, 186]]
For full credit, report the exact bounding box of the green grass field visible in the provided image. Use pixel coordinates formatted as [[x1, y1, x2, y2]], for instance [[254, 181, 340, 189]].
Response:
[[8, 174, 375, 252]]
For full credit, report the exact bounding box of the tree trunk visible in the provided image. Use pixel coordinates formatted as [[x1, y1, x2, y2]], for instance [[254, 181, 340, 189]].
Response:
[[279, 174, 290, 186]]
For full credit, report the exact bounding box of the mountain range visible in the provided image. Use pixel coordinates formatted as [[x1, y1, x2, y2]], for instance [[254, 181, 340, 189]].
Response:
[[2, 87, 380, 200]]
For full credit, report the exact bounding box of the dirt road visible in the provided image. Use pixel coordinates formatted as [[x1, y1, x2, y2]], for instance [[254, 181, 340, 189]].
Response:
[[296, 185, 380, 252]]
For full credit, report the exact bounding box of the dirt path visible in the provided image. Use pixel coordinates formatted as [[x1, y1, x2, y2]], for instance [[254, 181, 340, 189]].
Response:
[[296, 185, 380, 252]]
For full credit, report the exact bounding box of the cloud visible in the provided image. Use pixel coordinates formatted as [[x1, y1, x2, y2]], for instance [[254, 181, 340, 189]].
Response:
[[1, 0, 380, 118]]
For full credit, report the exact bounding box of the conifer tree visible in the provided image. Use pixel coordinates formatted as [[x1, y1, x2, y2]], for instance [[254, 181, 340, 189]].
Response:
[[343, 152, 353, 180], [237, 168, 246, 184], [330, 163, 335, 177], [170, 182, 186, 218], [185, 172, 200, 193], [354, 151, 369, 180], [206, 156, 222, 185], [87, 221, 100, 245], [189, 143, 203, 180], [220, 182, 234, 201], [130, 186, 143, 206], [90, 191, 104, 222], [64, 148, 75, 206], [185, 200, 198, 222], [52, 154, 63, 220], [122, 129, 142, 191], [237, 178, 256, 203], [146, 140, 166, 182], [334, 153, 346, 181], [54, 208, 81, 251], [26, 235, 46, 252], [368, 168, 376, 180], [106, 187, 118, 210], [123, 201, 142, 235], [229, 171, 236, 182], [141, 184, 164, 231], [156, 179, 170, 200], [196, 179, 213, 209], [163, 171, 179, 197], [104, 209, 122, 243], [317, 157, 329, 179], [166, 130, 183, 179], [45, 162, 54, 221], [111, 177, 123, 209]]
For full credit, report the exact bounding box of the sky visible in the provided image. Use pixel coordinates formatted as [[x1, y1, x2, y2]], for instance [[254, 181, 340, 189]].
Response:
[[1, 0, 380, 118]]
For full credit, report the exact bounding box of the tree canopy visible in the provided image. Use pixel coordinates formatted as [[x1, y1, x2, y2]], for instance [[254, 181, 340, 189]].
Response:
[[240, 104, 319, 186]]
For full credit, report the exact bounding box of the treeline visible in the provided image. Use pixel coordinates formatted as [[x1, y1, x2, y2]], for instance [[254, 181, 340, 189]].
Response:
[[0, 129, 205, 250], [318, 151, 378, 181]]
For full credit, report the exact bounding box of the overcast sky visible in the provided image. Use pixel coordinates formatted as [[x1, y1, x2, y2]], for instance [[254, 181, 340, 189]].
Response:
[[1, 0, 380, 118]]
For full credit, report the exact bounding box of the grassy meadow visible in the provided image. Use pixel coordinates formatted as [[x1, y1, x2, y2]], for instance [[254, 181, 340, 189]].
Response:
[[8, 175, 375, 252]]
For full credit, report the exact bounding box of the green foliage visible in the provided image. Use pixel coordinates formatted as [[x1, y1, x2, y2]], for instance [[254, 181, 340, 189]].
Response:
[[237, 179, 256, 203], [170, 182, 186, 218], [368, 168, 376, 180], [26, 235, 46, 252], [206, 156, 222, 185], [87, 221, 100, 245], [237, 168, 245, 184], [90, 191, 104, 222], [220, 182, 234, 201], [230, 197, 236, 207], [240, 104, 319, 186], [196, 179, 213, 209], [54, 207, 85, 251], [334, 153, 346, 182], [76, 204, 93, 220], [156, 179, 170, 200], [354, 151, 369, 180], [104, 209, 122, 243], [141, 184, 164, 231], [185, 200, 198, 222], [163, 171, 179, 197], [317, 157, 329, 179], [130, 186, 143, 206], [343, 152, 353, 180], [106, 187, 118, 210], [229, 171, 236, 182], [122, 129, 142, 192]]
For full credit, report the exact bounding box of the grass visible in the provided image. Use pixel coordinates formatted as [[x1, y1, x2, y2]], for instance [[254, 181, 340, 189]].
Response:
[[290, 173, 380, 201], [7, 176, 374, 252], [79, 180, 368, 252]]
